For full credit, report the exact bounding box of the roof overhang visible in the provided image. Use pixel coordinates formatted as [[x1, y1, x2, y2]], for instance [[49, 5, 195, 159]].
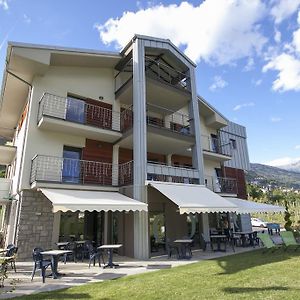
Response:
[[198, 96, 228, 129], [40, 188, 148, 213], [148, 181, 237, 214], [0, 42, 121, 138]]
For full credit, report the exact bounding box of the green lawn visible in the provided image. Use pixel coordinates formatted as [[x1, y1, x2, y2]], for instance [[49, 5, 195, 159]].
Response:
[[16, 249, 300, 300]]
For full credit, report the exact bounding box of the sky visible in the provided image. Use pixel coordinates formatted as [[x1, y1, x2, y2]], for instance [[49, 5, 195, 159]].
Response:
[[1, 0, 300, 166]]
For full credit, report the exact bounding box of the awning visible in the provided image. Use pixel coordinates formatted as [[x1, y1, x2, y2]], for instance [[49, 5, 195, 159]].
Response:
[[40, 188, 148, 213], [224, 197, 285, 214], [148, 182, 237, 214]]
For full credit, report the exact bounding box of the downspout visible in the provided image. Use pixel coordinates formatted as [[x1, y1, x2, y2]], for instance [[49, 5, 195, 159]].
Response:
[[2, 51, 33, 244], [13, 82, 33, 245]]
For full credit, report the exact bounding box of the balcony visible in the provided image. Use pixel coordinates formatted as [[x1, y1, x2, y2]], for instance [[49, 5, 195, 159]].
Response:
[[0, 144, 16, 165], [30, 155, 133, 188], [0, 178, 11, 203], [147, 162, 199, 184], [37, 93, 122, 143], [204, 175, 237, 195], [119, 106, 194, 155], [115, 57, 191, 112], [121, 104, 191, 135], [201, 135, 232, 162]]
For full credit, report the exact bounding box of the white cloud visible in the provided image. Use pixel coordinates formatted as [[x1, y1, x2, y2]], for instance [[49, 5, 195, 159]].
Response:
[[270, 0, 300, 24], [243, 57, 255, 71], [274, 29, 281, 43], [270, 116, 282, 122], [233, 102, 255, 111], [23, 14, 31, 24], [253, 79, 262, 86], [0, 0, 8, 10], [263, 53, 300, 92], [266, 156, 300, 167], [95, 0, 267, 65], [209, 75, 228, 91], [295, 145, 300, 149]]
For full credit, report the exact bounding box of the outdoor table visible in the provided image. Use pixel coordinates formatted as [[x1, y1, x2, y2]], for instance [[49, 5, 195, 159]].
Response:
[[173, 239, 193, 259], [98, 244, 122, 268], [210, 235, 227, 252], [41, 250, 72, 279], [56, 242, 69, 249], [235, 232, 254, 247]]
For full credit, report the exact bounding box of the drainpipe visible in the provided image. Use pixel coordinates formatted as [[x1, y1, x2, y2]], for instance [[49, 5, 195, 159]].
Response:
[[3, 55, 33, 245]]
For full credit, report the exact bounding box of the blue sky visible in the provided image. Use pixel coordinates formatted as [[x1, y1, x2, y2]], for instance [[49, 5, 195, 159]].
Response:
[[1, 0, 300, 166]]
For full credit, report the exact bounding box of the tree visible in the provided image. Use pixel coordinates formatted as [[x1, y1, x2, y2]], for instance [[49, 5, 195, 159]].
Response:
[[247, 184, 263, 200], [284, 200, 292, 231]]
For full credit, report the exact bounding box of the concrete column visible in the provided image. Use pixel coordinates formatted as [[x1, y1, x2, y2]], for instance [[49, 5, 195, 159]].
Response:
[[52, 212, 61, 246], [112, 145, 119, 186], [166, 154, 172, 182], [201, 213, 210, 241], [188, 67, 205, 185], [132, 38, 149, 259], [103, 212, 108, 244], [112, 99, 121, 131]]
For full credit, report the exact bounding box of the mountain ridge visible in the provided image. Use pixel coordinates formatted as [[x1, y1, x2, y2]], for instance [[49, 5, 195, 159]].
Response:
[[248, 163, 300, 189]]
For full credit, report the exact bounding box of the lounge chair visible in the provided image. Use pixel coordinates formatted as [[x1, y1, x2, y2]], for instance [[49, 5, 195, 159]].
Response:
[[257, 233, 282, 253], [280, 231, 300, 251]]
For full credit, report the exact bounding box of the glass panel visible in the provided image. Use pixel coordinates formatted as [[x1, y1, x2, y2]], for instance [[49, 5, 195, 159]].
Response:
[[62, 149, 81, 183], [66, 97, 85, 124], [59, 212, 85, 241]]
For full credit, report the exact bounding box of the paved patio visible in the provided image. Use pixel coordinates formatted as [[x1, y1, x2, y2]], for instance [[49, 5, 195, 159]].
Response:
[[0, 246, 257, 299]]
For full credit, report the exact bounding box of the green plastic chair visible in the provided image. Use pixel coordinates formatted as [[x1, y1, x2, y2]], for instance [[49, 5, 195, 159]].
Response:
[[280, 231, 300, 251], [257, 233, 282, 253]]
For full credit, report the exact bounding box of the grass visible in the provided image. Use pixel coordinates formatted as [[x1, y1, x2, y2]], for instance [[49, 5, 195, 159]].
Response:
[[16, 249, 300, 300]]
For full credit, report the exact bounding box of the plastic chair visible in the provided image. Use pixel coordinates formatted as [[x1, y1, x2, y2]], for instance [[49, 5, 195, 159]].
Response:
[[200, 233, 213, 251], [31, 248, 53, 283], [86, 243, 105, 268], [63, 242, 77, 263], [165, 238, 179, 258], [280, 231, 300, 251], [5, 245, 18, 272]]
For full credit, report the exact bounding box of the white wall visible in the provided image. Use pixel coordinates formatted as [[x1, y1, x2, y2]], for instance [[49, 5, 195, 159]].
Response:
[[18, 65, 115, 190]]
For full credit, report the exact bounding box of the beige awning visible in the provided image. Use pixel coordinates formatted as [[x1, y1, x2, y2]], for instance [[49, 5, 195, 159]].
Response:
[[148, 181, 237, 214], [40, 188, 147, 213], [224, 197, 285, 214]]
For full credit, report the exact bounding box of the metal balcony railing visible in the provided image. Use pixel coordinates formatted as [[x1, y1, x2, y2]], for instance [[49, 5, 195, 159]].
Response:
[[201, 135, 232, 157], [115, 57, 191, 93], [38, 93, 121, 131], [147, 162, 199, 185], [30, 155, 133, 187], [120, 104, 191, 136], [204, 175, 237, 194]]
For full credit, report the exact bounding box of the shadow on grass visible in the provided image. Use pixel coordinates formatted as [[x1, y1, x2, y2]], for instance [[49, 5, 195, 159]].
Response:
[[223, 286, 292, 294], [14, 292, 92, 299], [216, 248, 300, 274]]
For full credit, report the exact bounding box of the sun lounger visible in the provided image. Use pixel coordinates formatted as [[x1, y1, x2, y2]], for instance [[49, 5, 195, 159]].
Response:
[[280, 231, 300, 251], [257, 233, 282, 253]]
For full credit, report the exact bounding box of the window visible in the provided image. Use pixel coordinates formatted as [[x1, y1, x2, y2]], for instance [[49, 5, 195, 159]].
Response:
[[230, 139, 237, 149]]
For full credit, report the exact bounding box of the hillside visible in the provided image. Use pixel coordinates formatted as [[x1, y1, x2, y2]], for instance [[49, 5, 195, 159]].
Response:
[[247, 163, 300, 189]]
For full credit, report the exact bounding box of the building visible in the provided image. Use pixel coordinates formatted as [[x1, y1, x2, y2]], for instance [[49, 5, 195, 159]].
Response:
[[0, 35, 273, 260]]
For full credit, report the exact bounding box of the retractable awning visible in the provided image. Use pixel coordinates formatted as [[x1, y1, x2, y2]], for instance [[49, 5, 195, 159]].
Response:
[[40, 189, 147, 213], [224, 197, 285, 214], [148, 182, 237, 214]]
